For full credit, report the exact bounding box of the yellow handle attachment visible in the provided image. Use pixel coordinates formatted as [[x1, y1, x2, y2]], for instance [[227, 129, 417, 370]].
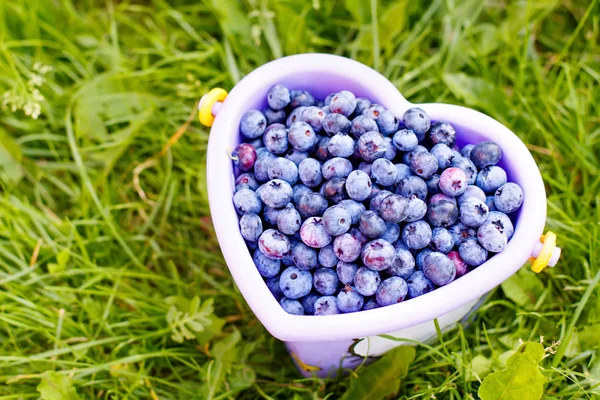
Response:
[[198, 88, 228, 127], [530, 231, 557, 273]]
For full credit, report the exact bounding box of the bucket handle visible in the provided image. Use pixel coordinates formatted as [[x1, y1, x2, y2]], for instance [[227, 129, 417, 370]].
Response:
[[199, 88, 228, 127], [530, 231, 560, 273]]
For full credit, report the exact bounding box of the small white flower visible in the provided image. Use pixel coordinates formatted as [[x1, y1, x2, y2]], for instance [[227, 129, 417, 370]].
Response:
[[29, 73, 43, 88]]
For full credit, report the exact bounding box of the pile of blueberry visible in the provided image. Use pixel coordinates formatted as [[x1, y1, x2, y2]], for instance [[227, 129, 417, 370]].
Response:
[[232, 85, 524, 316]]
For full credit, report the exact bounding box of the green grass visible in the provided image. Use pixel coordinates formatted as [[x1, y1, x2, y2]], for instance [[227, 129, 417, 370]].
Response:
[[0, 0, 599, 398]]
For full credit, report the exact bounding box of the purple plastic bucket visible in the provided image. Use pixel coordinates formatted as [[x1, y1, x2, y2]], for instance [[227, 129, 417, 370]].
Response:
[[204, 54, 560, 377]]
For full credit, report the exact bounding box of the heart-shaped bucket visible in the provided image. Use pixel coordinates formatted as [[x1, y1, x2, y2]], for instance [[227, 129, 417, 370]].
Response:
[[201, 54, 560, 377]]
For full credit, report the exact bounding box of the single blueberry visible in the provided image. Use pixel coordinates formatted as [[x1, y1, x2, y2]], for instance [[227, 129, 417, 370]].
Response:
[[494, 182, 524, 213], [430, 143, 455, 169], [376, 277, 408, 306], [301, 292, 319, 315], [253, 249, 281, 278], [427, 198, 459, 227], [402, 221, 433, 250], [405, 196, 427, 222], [264, 108, 287, 125], [408, 151, 438, 179], [402, 145, 428, 165], [338, 199, 366, 225], [461, 144, 475, 158], [289, 90, 316, 109], [235, 173, 259, 191], [318, 244, 339, 268], [458, 239, 488, 266], [258, 229, 291, 260], [447, 250, 469, 278], [460, 198, 489, 227], [358, 131, 388, 162], [322, 113, 351, 136], [363, 104, 386, 121], [371, 158, 397, 187], [477, 220, 508, 252], [423, 252, 456, 286], [361, 239, 396, 271], [333, 232, 362, 263], [448, 222, 477, 246], [280, 266, 312, 299], [322, 205, 351, 236], [292, 184, 312, 205], [284, 148, 309, 166], [386, 247, 416, 279], [379, 194, 409, 223], [395, 164, 413, 182], [329, 90, 357, 117], [384, 137, 397, 161], [240, 109, 267, 139], [351, 115, 378, 138], [392, 129, 419, 151], [313, 136, 331, 161], [439, 167, 468, 197], [314, 295, 340, 315], [337, 285, 364, 313], [381, 222, 400, 244], [291, 242, 318, 270], [263, 204, 289, 226], [345, 170, 372, 201], [266, 274, 284, 300], [313, 267, 340, 296], [259, 179, 293, 208], [429, 227, 454, 253], [451, 156, 478, 185], [476, 166, 507, 194], [296, 192, 328, 218], [288, 121, 317, 152], [362, 297, 381, 310], [354, 97, 372, 116], [426, 174, 441, 196], [254, 151, 276, 182], [298, 158, 323, 188], [369, 190, 393, 213], [300, 217, 332, 249], [359, 211, 388, 238], [233, 189, 262, 215], [430, 193, 458, 206], [232, 143, 257, 172], [470, 141, 502, 168], [322, 157, 353, 180], [263, 123, 289, 155], [322, 178, 348, 203], [286, 106, 307, 128], [406, 271, 435, 298], [415, 248, 433, 269], [427, 121, 456, 147], [485, 195, 497, 212], [328, 133, 355, 157], [240, 213, 263, 242], [279, 297, 304, 315], [376, 110, 399, 136], [396, 176, 428, 201], [403, 108, 431, 141], [487, 211, 514, 240], [301, 106, 326, 132], [268, 157, 299, 185], [457, 185, 487, 206], [336, 261, 358, 285], [267, 84, 291, 110]]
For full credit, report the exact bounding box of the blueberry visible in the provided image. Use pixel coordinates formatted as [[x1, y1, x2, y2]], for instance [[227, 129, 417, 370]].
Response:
[[345, 170, 372, 201], [314, 295, 340, 315], [286, 106, 307, 128], [264, 108, 287, 125], [292, 184, 312, 205], [415, 248, 433, 269], [232, 143, 257, 172], [403, 108, 431, 141], [291, 241, 318, 270], [240, 109, 267, 139], [457, 185, 487, 206], [458, 239, 488, 266], [311, 267, 339, 296], [331, 234, 361, 265], [476, 166, 507, 194], [336, 261, 358, 285], [296, 192, 328, 218], [427, 198, 459, 227], [376, 110, 399, 136], [477, 220, 508, 252], [351, 115, 378, 138], [267, 84, 291, 110], [460, 198, 489, 227], [235, 173, 259, 191], [300, 217, 332, 249], [384, 137, 397, 161], [369, 190, 393, 213], [233, 189, 262, 214], [327, 133, 355, 157], [359, 211, 387, 238], [263, 124, 289, 155], [253, 248, 281, 278], [318, 245, 339, 268], [392, 129, 419, 151], [448, 222, 477, 246], [404, 196, 427, 222], [386, 247, 415, 279], [494, 183, 523, 213], [322, 113, 351, 136], [266, 274, 284, 300], [263, 204, 287, 226], [402, 221, 432, 250], [280, 266, 312, 299], [298, 158, 323, 188], [381, 222, 400, 244], [282, 245, 296, 266], [429, 227, 454, 253], [395, 164, 413, 182], [485, 196, 497, 212], [258, 229, 291, 260], [425, 174, 441, 196], [408, 151, 438, 179], [337, 285, 364, 313], [406, 271, 435, 298], [322, 178, 348, 202], [254, 152, 276, 182], [427, 121, 456, 147], [430, 193, 458, 207], [322, 157, 353, 180], [267, 157, 298, 185], [301, 106, 326, 132], [280, 297, 304, 315], [358, 131, 388, 162], [371, 158, 397, 187], [362, 297, 381, 310], [451, 157, 478, 185], [313, 137, 331, 161], [290, 90, 316, 109], [363, 104, 386, 121], [288, 122, 317, 152], [324, 93, 336, 105], [422, 252, 455, 286], [447, 250, 468, 278], [376, 277, 408, 306], [361, 239, 396, 271], [259, 179, 293, 208], [338, 199, 366, 225], [470, 141, 502, 168], [354, 97, 372, 115], [403, 145, 428, 165], [487, 211, 514, 240], [461, 144, 474, 158], [285, 149, 309, 166], [240, 213, 263, 242], [329, 91, 357, 117], [439, 167, 468, 197], [301, 292, 319, 315], [322, 205, 351, 236], [379, 194, 409, 223], [396, 176, 428, 201], [430, 143, 455, 169]]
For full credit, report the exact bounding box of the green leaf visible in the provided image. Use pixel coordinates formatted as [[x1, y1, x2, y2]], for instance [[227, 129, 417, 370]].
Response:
[[166, 296, 214, 343], [37, 372, 80, 400], [578, 324, 600, 350], [0, 128, 23, 184], [380, 0, 407, 47], [442, 72, 507, 113], [470, 354, 493, 381], [478, 342, 546, 400], [501, 267, 544, 307], [200, 330, 242, 400], [195, 314, 225, 344], [344, 0, 371, 25], [340, 346, 416, 400]]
